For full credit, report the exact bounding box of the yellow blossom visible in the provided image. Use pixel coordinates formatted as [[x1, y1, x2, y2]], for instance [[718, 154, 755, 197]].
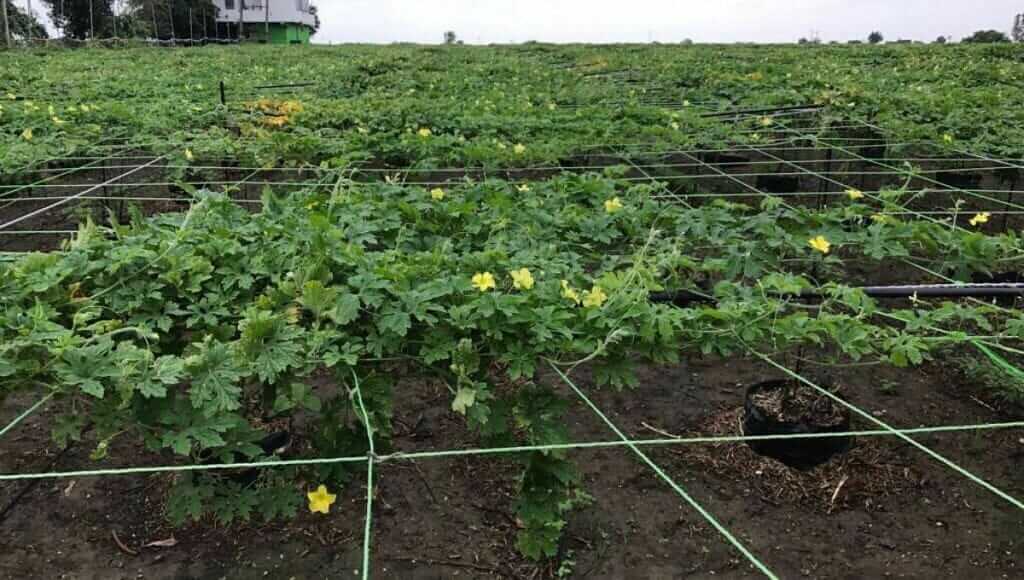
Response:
[[670, 121, 680, 130], [760, 116, 774, 127], [548, 103, 557, 111], [357, 126, 369, 134], [582, 286, 608, 308], [514, 143, 527, 155], [808, 235, 831, 254], [307, 485, 337, 514], [6, 93, 15, 100], [969, 212, 991, 227], [51, 116, 64, 126], [430, 188, 446, 201], [21, 128, 32, 141], [561, 280, 581, 304], [185, 149, 194, 161], [516, 184, 531, 193], [418, 127, 432, 138], [497, 142, 507, 150], [471, 272, 497, 292], [604, 197, 624, 214], [846, 188, 864, 200], [943, 133, 954, 144], [510, 268, 535, 291]]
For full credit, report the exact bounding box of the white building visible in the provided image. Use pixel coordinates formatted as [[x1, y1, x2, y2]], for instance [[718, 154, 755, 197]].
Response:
[[212, 0, 317, 44]]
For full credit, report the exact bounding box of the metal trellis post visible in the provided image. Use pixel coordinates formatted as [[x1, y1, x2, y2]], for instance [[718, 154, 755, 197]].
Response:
[[265, 0, 269, 41], [150, 0, 157, 40], [0, 0, 10, 49], [26, 0, 32, 43], [237, 0, 244, 42], [167, 0, 175, 43], [89, 0, 94, 39]]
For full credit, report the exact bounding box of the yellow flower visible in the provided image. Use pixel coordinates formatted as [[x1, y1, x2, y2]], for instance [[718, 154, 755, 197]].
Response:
[[604, 197, 624, 214], [357, 126, 369, 134], [21, 128, 32, 141], [516, 184, 531, 193], [969, 212, 991, 227], [497, 142, 507, 150], [430, 188, 446, 201], [548, 103, 557, 111], [561, 280, 581, 304], [760, 116, 774, 127], [808, 235, 831, 254], [514, 143, 527, 155], [51, 116, 65, 126], [185, 149, 195, 161], [943, 133, 954, 144], [510, 268, 535, 291], [6, 93, 15, 100], [471, 272, 496, 292], [307, 485, 337, 515], [418, 127, 432, 138], [582, 286, 608, 309], [670, 121, 680, 130], [846, 188, 864, 200]]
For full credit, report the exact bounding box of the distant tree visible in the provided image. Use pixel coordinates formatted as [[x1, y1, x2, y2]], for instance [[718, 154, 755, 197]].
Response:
[[798, 37, 808, 44], [1013, 14, 1024, 42], [868, 31, 884, 44], [935, 36, 947, 44], [848, 40, 863, 45], [444, 30, 457, 45], [4, 2, 49, 40], [962, 29, 1011, 43], [41, 0, 114, 39], [124, 1, 219, 40], [680, 38, 693, 45]]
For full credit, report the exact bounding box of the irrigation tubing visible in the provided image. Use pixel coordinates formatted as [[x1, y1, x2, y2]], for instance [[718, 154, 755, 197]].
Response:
[[650, 283, 1024, 306]]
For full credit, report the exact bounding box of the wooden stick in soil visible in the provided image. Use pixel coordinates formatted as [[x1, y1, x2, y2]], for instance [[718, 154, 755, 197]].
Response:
[[111, 529, 138, 556]]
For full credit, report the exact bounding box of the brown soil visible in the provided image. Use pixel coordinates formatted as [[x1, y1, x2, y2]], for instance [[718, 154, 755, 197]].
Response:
[[2, 354, 1023, 580], [749, 382, 848, 426]]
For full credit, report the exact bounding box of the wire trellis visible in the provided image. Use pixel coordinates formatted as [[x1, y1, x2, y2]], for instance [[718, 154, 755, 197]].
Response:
[[1, 100, 1023, 579]]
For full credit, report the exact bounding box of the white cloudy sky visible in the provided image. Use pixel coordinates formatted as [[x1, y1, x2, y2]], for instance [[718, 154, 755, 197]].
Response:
[[13, 0, 1022, 43], [313, 0, 1021, 44]]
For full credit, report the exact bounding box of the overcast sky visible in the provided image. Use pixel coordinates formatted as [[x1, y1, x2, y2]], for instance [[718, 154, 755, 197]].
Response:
[[312, 0, 1021, 44], [12, 0, 1022, 44]]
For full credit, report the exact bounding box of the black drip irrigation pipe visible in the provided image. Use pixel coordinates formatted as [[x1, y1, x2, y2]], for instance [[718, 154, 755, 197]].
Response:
[[650, 284, 1024, 306]]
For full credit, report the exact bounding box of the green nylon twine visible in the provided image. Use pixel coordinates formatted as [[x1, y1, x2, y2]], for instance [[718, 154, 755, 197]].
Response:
[[755, 350, 1024, 512], [349, 371, 375, 580], [550, 363, 781, 580]]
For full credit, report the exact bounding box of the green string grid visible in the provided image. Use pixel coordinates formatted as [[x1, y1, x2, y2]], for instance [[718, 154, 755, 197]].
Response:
[[349, 371, 376, 580], [753, 350, 1024, 511], [2, 397, 1023, 482], [0, 392, 54, 440], [549, 363, 781, 580]]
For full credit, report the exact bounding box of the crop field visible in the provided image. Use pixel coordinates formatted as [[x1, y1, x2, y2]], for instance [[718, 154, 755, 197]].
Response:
[[1, 42, 1024, 579]]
